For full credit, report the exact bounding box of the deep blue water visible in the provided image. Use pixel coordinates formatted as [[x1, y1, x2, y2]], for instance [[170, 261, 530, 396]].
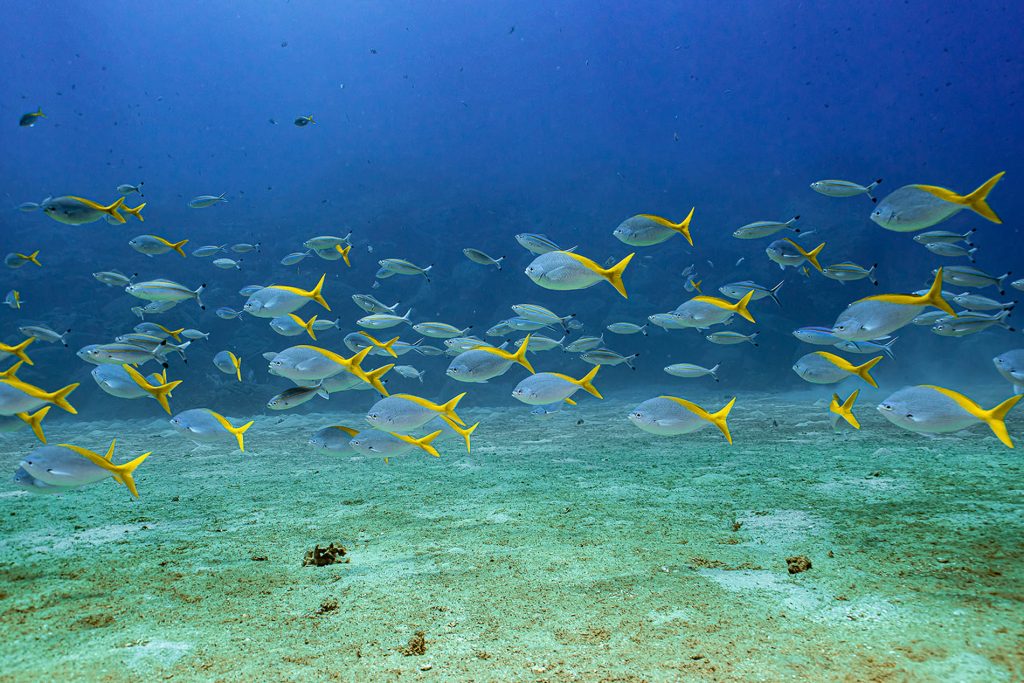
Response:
[[1, 1, 1021, 417]]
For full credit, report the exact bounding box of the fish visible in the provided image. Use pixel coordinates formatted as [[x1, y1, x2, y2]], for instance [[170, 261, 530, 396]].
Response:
[[765, 238, 825, 271], [18, 325, 69, 346], [352, 294, 400, 314], [648, 313, 691, 331], [810, 178, 882, 202], [606, 322, 648, 336], [515, 233, 565, 254], [232, 242, 260, 253], [117, 182, 144, 196], [925, 243, 977, 261], [792, 352, 882, 387], [932, 265, 1010, 293], [705, 331, 758, 345], [664, 363, 719, 381], [1014, 279, 1024, 292], [612, 208, 695, 247], [511, 304, 575, 332], [627, 396, 734, 443], [128, 235, 188, 258], [580, 348, 638, 369], [92, 365, 163, 400], [822, 263, 878, 285], [829, 391, 860, 431], [357, 308, 414, 329], [170, 409, 254, 451], [19, 440, 151, 498], [216, 306, 245, 320], [912, 229, 976, 245], [513, 334, 564, 351], [732, 216, 799, 240], [213, 258, 242, 269], [834, 337, 898, 360], [931, 310, 1013, 336], [530, 403, 572, 419], [304, 234, 351, 250], [365, 393, 466, 431], [877, 385, 1021, 448], [93, 270, 134, 287], [565, 334, 604, 353], [188, 193, 228, 208], [272, 346, 387, 394], [525, 251, 634, 298], [294, 115, 315, 126], [718, 280, 784, 307], [12, 467, 65, 494], [349, 430, 442, 459], [0, 371, 77, 417], [19, 107, 45, 127], [4, 290, 23, 309], [17, 202, 41, 212], [42, 195, 125, 225], [486, 321, 516, 336], [269, 314, 320, 340], [447, 346, 525, 383], [832, 269, 954, 342], [213, 351, 243, 381], [354, 332, 400, 357], [378, 258, 432, 280], [127, 279, 206, 309], [673, 291, 756, 328], [870, 172, 1004, 231], [243, 274, 329, 318], [992, 349, 1024, 394], [192, 245, 226, 257], [5, 250, 41, 268], [412, 322, 472, 339], [267, 384, 329, 410], [281, 251, 313, 266], [444, 337, 491, 352], [512, 366, 601, 405], [951, 293, 1014, 311], [463, 248, 505, 269], [393, 365, 425, 382], [308, 425, 360, 452]]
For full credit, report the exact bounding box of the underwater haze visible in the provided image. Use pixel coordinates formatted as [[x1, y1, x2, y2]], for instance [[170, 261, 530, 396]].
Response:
[[1, 1, 1022, 681]]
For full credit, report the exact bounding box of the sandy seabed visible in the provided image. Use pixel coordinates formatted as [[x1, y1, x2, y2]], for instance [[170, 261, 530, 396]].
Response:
[[1, 394, 1021, 682]]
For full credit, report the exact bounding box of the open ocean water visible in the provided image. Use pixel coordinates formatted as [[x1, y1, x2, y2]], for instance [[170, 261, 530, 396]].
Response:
[[0, 2, 1021, 681]]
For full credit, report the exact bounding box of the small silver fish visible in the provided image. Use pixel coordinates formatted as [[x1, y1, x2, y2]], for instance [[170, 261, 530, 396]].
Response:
[[463, 248, 504, 269], [188, 193, 227, 208]]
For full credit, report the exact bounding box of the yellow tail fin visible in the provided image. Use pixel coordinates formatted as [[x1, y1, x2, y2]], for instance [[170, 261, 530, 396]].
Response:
[[732, 289, 756, 324], [601, 253, 634, 299], [922, 268, 956, 316], [47, 383, 79, 414], [306, 273, 330, 310], [674, 207, 695, 246], [122, 364, 181, 414], [830, 391, 860, 429], [104, 196, 126, 222], [230, 352, 242, 382], [122, 202, 146, 221], [170, 239, 188, 257], [0, 360, 23, 379], [379, 336, 399, 358], [25, 250, 41, 266], [232, 420, 255, 451], [440, 392, 467, 425], [5, 337, 35, 366], [962, 171, 1004, 223], [392, 430, 442, 457], [364, 363, 393, 396], [60, 441, 153, 498], [512, 335, 534, 373], [573, 365, 602, 399], [708, 397, 736, 444], [335, 244, 352, 267], [113, 450, 152, 498], [17, 406, 50, 443], [289, 313, 317, 341], [853, 356, 883, 388], [980, 394, 1022, 448], [441, 415, 478, 454]]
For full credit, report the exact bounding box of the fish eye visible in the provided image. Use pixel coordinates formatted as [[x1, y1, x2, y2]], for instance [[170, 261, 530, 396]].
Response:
[[880, 404, 892, 411]]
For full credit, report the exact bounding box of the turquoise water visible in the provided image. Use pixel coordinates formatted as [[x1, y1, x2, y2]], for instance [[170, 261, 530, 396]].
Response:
[[2, 396, 1022, 681], [2, 2, 1023, 680]]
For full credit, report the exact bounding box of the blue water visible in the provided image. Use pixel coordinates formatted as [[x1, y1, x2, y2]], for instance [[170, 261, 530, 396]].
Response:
[[1, 0, 1021, 416]]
